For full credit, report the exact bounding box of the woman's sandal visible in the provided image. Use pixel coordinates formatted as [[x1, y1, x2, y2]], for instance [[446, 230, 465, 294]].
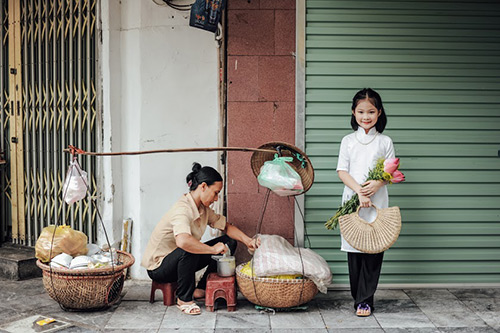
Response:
[[356, 303, 372, 317], [177, 302, 201, 315]]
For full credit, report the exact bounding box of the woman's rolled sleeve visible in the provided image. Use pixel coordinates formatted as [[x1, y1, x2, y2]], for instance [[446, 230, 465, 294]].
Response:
[[207, 209, 226, 231]]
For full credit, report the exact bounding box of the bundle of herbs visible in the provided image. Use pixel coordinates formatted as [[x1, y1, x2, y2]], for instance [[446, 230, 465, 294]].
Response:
[[325, 158, 405, 230]]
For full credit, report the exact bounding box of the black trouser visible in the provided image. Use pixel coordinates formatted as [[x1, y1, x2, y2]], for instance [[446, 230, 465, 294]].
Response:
[[147, 235, 237, 302], [347, 252, 384, 311]]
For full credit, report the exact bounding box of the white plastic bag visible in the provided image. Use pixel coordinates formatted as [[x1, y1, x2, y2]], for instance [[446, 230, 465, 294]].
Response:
[[257, 155, 304, 196], [252, 234, 332, 293], [62, 160, 88, 205]]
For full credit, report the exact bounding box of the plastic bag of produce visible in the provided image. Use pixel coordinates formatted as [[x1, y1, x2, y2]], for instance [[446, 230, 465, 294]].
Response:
[[35, 225, 88, 262], [257, 155, 303, 196], [252, 234, 332, 293]]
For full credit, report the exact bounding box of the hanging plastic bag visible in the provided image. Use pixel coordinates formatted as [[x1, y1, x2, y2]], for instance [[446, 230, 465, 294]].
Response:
[[257, 154, 304, 196], [62, 160, 88, 205], [35, 225, 88, 262]]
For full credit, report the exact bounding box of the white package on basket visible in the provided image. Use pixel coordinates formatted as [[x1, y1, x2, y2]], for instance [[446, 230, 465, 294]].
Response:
[[252, 234, 332, 293], [62, 160, 88, 205]]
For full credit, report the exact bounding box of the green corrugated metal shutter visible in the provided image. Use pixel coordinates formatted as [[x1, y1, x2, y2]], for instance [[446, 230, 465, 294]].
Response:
[[304, 0, 500, 284]]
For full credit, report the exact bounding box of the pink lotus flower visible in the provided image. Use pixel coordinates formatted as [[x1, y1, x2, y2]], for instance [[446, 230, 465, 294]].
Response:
[[384, 158, 400, 174], [391, 170, 405, 183]]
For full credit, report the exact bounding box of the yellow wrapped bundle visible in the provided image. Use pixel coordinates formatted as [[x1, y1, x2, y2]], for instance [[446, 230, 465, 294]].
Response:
[[240, 261, 302, 280]]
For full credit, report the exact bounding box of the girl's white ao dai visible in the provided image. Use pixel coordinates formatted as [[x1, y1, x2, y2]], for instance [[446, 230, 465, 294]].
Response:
[[336, 127, 395, 253]]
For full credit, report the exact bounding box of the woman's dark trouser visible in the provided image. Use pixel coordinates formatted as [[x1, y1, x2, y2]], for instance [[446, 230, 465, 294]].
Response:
[[347, 252, 384, 311], [147, 235, 237, 302]]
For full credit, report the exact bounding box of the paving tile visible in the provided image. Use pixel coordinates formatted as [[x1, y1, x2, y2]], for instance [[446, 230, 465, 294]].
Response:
[[383, 329, 440, 333], [0, 314, 71, 333], [7, 288, 55, 312], [316, 298, 353, 312], [56, 326, 99, 333], [460, 298, 500, 312], [449, 289, 500, 299], [35, 301, 117, 329], [159, 329, 215, 333], [438, 327, 498, 333], [105, 301, 165, 330], [321, 309, 380, 329], [374, 299, 420, 313], [122, 280, 152, 301], [273, 329, 328, 333], [0, 304, 23, 323], [216, 329, 269, 333], [374, 289, 411, 300], [161, 303, 216, 329], [421, 310, 487, 328], [374, 312, 435, 328], [269, 311, 326, 329], [215, 299, 261, 313], [327, 329, 384, 333], [412, 298, 470, 313], [474, 311, 500, 330], [215, 313, 271, 329], [405, 289, 457, 300]]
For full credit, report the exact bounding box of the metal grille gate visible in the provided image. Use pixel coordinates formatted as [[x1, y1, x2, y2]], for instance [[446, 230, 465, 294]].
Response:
[[0, 0, 99, 246]]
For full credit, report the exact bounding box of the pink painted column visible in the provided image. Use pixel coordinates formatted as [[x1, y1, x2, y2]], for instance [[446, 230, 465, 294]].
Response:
[[226, 0, 296, 262]]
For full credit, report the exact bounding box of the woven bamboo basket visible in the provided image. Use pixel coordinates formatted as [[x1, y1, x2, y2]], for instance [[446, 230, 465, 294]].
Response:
[[236, 263, 318, 308], [36, 250, 135, 310], [251, 141, 315, 194]]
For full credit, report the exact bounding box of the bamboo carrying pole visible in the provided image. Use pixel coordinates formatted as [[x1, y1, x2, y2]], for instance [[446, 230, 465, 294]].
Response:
[[63, 146, 278, 156]]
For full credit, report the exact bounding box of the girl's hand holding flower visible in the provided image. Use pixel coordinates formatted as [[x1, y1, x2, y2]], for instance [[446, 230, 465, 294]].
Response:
[[359, 180, 385, 197]]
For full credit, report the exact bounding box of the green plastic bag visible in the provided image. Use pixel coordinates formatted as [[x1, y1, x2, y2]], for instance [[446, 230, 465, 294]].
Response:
[[257, 155, 304, 196]]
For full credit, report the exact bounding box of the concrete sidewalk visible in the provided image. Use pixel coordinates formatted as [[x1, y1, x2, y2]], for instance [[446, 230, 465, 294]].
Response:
[[0, 277, 499, 332]]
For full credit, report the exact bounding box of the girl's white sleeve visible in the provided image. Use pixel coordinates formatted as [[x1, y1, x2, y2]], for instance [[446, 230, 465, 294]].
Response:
[[336, 136, 349, 172], [385, 137, 396, 159]]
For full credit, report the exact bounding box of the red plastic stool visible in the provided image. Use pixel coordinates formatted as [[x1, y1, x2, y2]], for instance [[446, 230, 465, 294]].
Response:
[[205, 273, 237, 312], [150, 281, 177, 306]]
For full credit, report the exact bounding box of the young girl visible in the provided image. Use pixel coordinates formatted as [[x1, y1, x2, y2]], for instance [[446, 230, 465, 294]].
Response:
[[336, 88, 395, 317]]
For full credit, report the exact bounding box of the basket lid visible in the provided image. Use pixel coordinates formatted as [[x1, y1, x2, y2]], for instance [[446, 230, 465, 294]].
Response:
[[250, 141, 315, 194]]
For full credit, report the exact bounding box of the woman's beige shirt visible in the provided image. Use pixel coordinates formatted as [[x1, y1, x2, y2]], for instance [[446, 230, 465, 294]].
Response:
[[141, 193, 226, 271]]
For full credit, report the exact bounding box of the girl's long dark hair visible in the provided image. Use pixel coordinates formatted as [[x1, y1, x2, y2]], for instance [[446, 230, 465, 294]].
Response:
[[350, 88, 387, 133], [186, 162, 223, 191]]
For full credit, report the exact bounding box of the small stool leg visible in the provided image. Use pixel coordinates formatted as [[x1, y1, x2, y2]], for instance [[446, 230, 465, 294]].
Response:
[[150, 282, 157, 303]]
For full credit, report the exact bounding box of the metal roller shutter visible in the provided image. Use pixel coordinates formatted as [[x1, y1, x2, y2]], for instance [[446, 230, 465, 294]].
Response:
[[304, 0, 500, 284]]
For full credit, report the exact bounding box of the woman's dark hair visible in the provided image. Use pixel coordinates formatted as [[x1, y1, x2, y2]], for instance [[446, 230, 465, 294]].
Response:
[[186, 162, 223, 191], [350, 88, 387, 133]]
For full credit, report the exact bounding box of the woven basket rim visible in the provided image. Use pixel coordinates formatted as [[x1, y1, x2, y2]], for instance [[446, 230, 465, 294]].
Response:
[[235, 263, 314, 284], [250, 141, 315, 194], [36, 250, 135, 275]]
